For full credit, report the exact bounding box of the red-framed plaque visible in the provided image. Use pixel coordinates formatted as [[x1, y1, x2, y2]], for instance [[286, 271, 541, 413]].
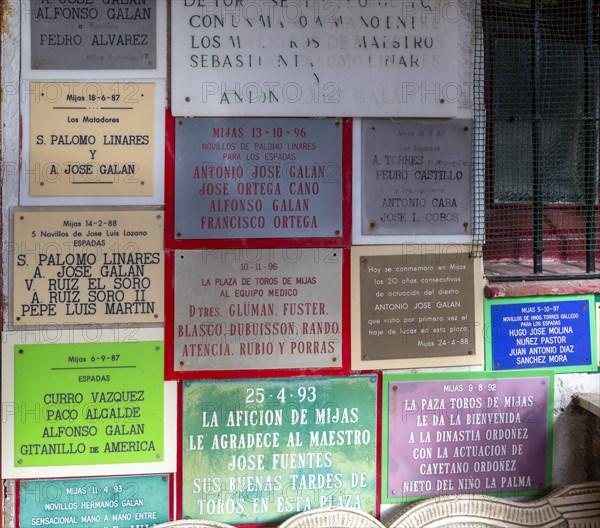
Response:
[[164, 113, 352, 249], [165, 248, 351, 379]]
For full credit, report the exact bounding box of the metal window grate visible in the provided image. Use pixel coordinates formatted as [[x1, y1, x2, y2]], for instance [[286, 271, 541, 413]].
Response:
[[473, 0, 600, 277]]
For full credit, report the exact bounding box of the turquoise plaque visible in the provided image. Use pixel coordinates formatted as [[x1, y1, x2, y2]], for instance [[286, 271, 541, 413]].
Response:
[[19, 474, 170, 527], [182, 376, 377, 524]]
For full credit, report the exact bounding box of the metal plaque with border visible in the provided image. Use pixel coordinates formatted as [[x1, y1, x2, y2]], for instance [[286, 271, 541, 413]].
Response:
[[357, 251, 475, 360], [14, 341, 164, 468], [26, 0, 158, 71], [24, 81, 158, 198], [171, 1, 459, 117], [182, 376, 377, 524], [12, 208, 164, 326], [382, 371, 554, 502], [174, 248, 342, 372], [486, 296, 597, 373], [19, 474, 170, 527], [174, 118, 343, 240], [361, 119, 472, 237]]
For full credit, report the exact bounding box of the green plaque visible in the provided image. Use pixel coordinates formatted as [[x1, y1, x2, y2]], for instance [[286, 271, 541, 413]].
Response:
[[182, 376, 377, 524], [19, 474, 170, 527], [14, 341, 164, 467]]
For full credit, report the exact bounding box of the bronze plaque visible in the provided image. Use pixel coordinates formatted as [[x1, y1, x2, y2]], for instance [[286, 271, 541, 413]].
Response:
[[26, 82, 156, 197], [358, 249, 475, 361], [12, 208, 164, 326], [174, 249, 342, 372]]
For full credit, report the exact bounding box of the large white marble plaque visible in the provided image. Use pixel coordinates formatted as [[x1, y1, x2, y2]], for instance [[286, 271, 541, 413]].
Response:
[[171, 1, 459, 117]]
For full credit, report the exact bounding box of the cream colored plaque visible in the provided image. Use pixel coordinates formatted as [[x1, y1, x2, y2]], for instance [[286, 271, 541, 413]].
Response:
[[27, 82, 156, 197], [12, 208, 164, 326]]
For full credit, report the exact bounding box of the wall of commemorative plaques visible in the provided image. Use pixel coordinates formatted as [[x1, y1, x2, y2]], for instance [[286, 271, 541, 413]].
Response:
[[4, 0, 174, 522], [2, 1, 598, 527]]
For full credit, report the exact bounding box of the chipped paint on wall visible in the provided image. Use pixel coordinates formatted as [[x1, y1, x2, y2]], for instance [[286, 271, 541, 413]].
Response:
[[1, 0, 15, 37]]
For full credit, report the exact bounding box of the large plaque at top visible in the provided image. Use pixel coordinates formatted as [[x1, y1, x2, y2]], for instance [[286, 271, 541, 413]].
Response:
[[172, 248, 343, 373], [351, 245, 482, 370], [171, 1, 459, 117], [22, 0, 165, 76], [174, 118, 343, 243], [12, 208, 164, 326], [359, 119, 472, 241]]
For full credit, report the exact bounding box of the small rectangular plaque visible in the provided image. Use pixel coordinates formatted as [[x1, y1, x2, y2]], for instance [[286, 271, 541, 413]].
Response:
[[174, 118, 343, 241], [25, 82, 157, 198], [25, 0, 158, 71], [171, 1, 459, 117], [12, 208, 164, 326], [14, 341, 164, 468], [352, 245, 482, 370], [359, 119, 472, 240], [19, 475, 170, 527], [382, 371, 553, 502], [173, 249, 343, 372], [486, 296, 596, 372], [182, 376, 377, 524]]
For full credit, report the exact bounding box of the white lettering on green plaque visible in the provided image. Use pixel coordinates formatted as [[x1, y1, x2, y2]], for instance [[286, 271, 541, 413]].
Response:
[[19, 475, 170, 527], [182, 376, 377, 524]]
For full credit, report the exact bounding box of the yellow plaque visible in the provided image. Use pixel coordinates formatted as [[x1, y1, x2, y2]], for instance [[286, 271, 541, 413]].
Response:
[[12, 208, 164, 326], [28, 82, 155, 197]]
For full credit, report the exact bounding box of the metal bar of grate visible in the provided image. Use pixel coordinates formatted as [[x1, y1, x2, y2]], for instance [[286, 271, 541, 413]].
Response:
[[532, 0, 543, 274], [585, 0, 597, 272]]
